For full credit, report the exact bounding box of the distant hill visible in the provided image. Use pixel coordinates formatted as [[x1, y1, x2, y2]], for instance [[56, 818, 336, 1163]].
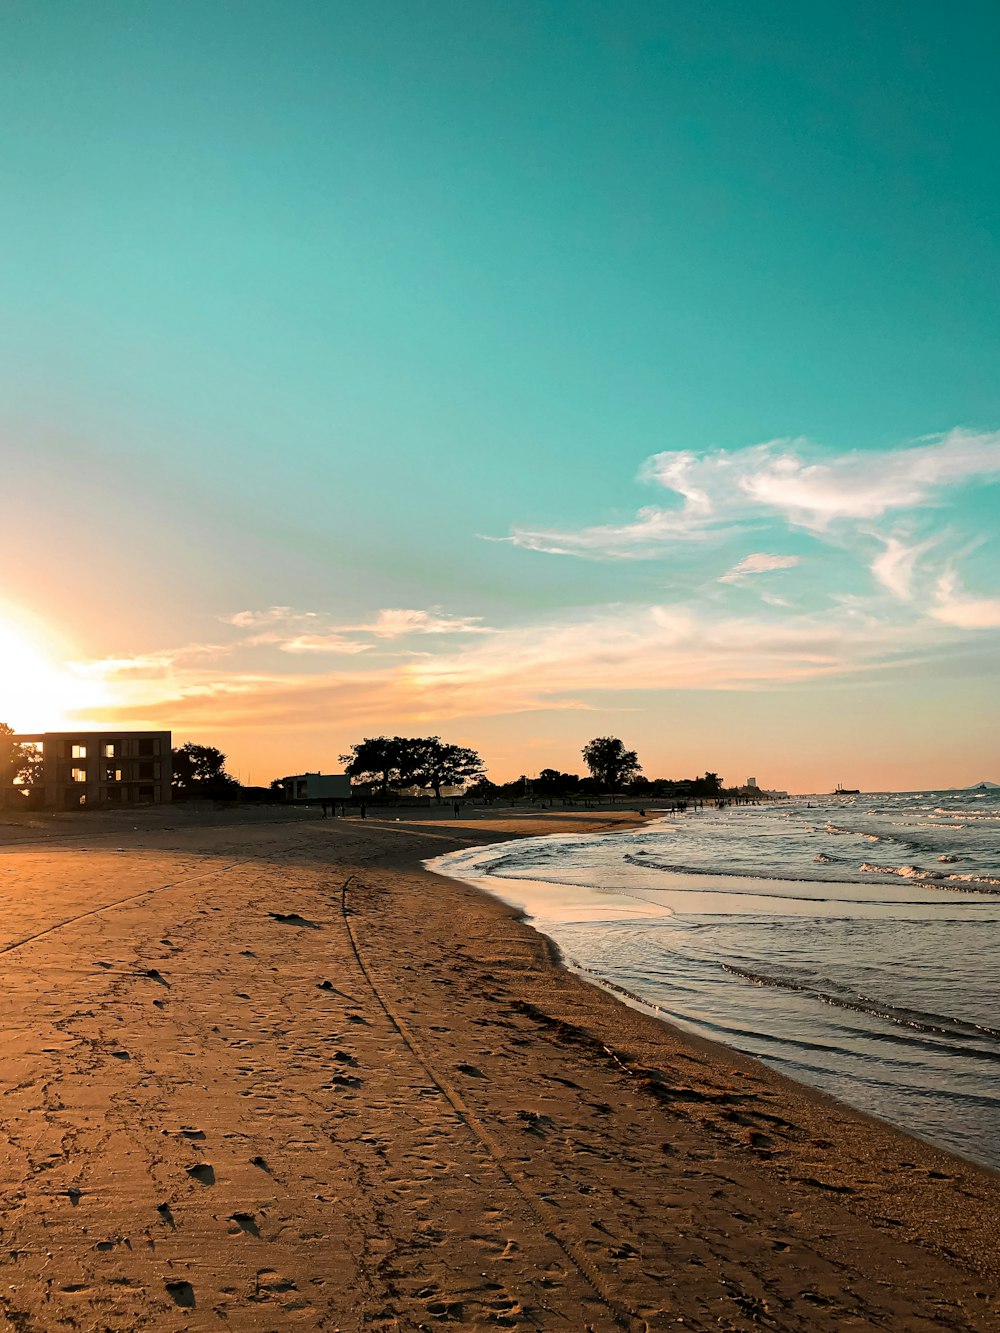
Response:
[[968, 780, 1000, 790]]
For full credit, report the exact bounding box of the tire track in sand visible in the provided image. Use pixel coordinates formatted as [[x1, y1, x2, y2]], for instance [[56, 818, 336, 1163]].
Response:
[[339, 872, 646, 1333]]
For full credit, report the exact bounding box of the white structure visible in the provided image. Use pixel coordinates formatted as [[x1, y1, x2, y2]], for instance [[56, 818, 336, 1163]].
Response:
[[278, 772, 352, 802]]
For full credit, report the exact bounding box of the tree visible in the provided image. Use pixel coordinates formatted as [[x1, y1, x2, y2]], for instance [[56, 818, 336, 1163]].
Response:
[[340, 737, 406, 795], [340, 735, 486, 800], [410, 737, 486, 801], [0, 723, 43, 801], [536, 769, 581, 796], [171, 743, 240, 799], [581, 736, 641, 789]]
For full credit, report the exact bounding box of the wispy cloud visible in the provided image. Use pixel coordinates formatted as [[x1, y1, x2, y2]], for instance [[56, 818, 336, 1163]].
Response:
[[500, 430, 1000, 559], [719, 553, 801, 584], [224, 605, 488, 651], [72, 597, 953, 735], [869, 534, 937, 601], [278, 635, 374, 655], [931, 572, 1000, 629], [225, 607, 316, 629]]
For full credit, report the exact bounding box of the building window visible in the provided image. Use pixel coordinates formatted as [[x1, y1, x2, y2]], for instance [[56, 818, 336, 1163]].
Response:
[[139, 761, 155, 780], [103, 742, 120, 759], [71, 767, 87, 783], [106, 766, 123, 782], [138, 738, 156, 757], [138, 785, 154, 802], [71, 744, 87, 759]]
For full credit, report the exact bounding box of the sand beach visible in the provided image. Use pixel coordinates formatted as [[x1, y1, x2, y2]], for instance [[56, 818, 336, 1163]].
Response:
[[0, 805, 995, 1331]]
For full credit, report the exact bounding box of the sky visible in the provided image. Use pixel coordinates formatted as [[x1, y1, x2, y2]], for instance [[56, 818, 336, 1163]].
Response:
[[2, 1, 999, 792]]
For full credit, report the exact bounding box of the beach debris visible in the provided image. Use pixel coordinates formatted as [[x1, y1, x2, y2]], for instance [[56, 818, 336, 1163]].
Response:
[[186, 1163, 215, 1185]]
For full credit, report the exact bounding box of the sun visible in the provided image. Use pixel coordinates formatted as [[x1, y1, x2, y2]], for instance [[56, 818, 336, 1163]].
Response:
[[0, 613, 109, 732]]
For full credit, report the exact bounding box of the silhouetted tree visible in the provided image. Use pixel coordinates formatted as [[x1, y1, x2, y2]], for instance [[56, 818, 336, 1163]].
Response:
[[581, 736, 641, 789], [536, 768, 581, 796], [340, 737, 404, 795], [0, 722, 43, 799], [171, 743, 239, 799], [341, 735, 486, 800], [409, 737, 485, 801]]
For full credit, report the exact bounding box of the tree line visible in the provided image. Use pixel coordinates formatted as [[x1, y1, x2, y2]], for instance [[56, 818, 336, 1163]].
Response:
[[2, 724, 724, 804]]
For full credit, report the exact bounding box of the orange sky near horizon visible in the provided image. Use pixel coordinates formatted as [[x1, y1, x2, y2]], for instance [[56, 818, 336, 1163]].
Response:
[[3, 601, 996, 796]]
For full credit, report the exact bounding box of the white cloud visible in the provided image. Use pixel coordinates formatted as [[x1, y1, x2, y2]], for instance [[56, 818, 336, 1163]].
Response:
[[225, 606, 317, 629], [931, 572, 1000, 629], [501, 429, 1000, 558], [719, 553, 801, 584], [870, 535, 937, 601], [225, 605, 487, 645], [489, 504, 720, 558], [364, 608, 488, 638], [279, 635, 374, 655]]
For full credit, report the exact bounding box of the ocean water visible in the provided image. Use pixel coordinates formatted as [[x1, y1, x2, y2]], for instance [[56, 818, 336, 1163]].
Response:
[[429, 790, 1000, 1171]]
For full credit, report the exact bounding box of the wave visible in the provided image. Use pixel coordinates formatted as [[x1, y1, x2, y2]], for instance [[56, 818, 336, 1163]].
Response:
[[720, 965, 1000, 1044], [859, 862, 926, 878]]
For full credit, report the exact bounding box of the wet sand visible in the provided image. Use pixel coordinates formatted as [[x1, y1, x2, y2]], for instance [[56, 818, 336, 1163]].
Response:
[[0, 805, 996, 1330]]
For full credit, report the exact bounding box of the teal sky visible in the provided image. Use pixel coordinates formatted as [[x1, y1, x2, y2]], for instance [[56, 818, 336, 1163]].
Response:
[[3, 2, 999, 789]]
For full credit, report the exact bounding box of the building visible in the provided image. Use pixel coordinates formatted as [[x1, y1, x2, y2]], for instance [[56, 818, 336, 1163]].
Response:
[[3, 731, 172, 809], [277, 772, 352, 803]]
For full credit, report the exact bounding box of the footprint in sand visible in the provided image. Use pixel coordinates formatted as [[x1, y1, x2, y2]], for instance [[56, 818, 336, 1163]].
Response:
[[165, 1279, 195, 1308], [268, 912, 319, 928], [328, 1073, 363, 1089], [455, 1062, 486, 1079], [156, 1203, 176, 1228], [186, 1163, 216, 1186], [228, 1212, 260, 1236], [516, 1110, 553, 1136]]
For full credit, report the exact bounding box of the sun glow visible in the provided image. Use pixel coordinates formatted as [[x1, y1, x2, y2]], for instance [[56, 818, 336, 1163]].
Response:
[[0, 614, 111, 731]]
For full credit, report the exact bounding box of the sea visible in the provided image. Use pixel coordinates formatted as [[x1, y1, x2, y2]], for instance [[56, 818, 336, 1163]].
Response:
[[429, 789, 1000, 1172]]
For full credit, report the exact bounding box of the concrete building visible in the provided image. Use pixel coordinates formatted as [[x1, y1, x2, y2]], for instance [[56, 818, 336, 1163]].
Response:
[[277, 772, 352, 803], [3, 731, 172, 809]]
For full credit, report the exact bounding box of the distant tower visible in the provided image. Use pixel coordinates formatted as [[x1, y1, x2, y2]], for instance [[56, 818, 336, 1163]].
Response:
[[746, 776, 758, 788]]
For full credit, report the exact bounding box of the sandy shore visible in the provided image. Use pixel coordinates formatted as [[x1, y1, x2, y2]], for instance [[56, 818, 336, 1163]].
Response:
[[0, 805, 996, 1331]]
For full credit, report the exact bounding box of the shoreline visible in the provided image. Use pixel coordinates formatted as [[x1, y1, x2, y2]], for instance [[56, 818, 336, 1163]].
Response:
[[428, 823, 1000, 1177], [0, 807, 995, 1329]]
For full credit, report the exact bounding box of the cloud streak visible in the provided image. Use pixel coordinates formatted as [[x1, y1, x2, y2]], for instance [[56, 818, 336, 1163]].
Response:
[[502, 430, 1000, 559], [719, 553, 801, 584]]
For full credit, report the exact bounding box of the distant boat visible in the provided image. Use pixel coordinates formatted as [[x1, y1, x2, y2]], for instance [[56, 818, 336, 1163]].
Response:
[[833, 783, 860, 795]]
